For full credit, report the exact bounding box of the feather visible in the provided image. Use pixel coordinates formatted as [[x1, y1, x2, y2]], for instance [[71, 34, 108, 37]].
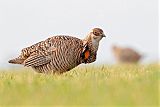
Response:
[[24, 54, 51, 67]]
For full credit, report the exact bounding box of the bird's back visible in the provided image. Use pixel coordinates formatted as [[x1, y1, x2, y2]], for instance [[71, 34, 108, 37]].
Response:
[[120, 48, 141, 63]]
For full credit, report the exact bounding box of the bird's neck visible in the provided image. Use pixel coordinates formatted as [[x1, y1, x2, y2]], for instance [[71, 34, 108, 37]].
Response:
[[84, 33, 99, 51]]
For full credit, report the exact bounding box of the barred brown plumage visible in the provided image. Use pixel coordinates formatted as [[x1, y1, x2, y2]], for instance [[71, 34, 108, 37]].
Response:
[[8, 28, 106, 74]]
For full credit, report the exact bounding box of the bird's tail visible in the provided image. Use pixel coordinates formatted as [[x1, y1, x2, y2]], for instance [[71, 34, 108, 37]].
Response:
[[8, 57, 24, 64]]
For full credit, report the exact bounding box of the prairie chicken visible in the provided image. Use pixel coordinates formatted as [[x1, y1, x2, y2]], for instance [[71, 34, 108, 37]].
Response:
[[112, 45, 142, 63], [9, 28, 106, 74]]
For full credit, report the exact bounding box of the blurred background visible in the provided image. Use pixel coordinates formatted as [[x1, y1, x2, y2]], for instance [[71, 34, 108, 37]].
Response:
[[0, 0, 158, 68]]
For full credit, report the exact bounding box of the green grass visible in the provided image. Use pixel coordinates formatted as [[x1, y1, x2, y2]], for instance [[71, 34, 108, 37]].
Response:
[[0, 64, 159, 107]]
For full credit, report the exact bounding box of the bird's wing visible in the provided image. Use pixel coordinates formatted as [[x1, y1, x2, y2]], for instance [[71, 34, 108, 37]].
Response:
[[24, 54, 51, 67], [23, 46, 58, 67]]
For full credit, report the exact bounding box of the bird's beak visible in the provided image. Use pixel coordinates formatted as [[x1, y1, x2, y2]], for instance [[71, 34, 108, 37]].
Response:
[[102, 33, 106, 37]]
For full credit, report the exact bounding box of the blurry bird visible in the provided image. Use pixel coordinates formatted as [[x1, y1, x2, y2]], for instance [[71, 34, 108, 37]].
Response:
[[112, 45, 142, 63], [9, 28, 106, 74]]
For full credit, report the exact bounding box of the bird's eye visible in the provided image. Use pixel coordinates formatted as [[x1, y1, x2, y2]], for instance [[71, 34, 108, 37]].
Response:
[[93, 31, 98, 36]]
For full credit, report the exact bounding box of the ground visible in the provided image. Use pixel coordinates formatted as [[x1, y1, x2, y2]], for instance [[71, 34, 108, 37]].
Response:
[[0, 64, 159, 106]]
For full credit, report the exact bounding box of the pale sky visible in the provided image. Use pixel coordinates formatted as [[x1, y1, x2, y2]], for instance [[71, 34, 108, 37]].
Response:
[[0, 0, 158, 68]]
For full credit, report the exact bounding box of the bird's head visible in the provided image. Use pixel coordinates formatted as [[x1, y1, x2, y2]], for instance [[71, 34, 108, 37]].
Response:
[[87, 28, 106, 42]]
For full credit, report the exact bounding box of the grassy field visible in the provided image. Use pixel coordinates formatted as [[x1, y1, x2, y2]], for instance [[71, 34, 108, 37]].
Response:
[[0, 64, 159, 107]]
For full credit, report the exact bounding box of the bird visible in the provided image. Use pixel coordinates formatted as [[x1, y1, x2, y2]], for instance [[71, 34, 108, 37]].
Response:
[[8, 28, 106, 74], [112, 45, 142, 63]]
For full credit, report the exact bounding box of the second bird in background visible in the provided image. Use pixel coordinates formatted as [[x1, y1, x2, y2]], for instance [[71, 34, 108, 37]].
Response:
[[112, 45, 143, 64]]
